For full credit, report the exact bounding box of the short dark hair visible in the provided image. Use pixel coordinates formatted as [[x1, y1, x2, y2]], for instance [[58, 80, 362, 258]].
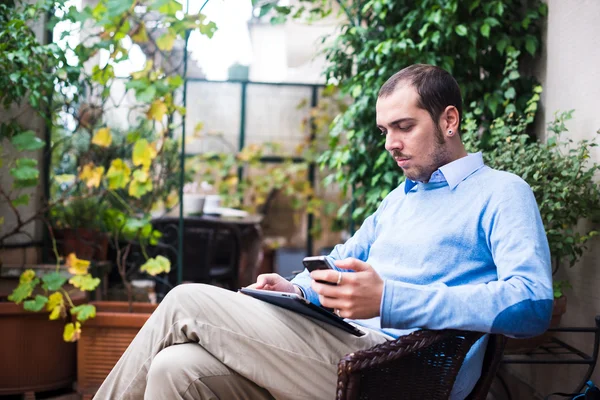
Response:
[[378, 64, 463, 132]]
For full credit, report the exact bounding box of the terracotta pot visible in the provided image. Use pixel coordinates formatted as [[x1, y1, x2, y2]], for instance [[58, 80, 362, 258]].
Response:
[[60, 228, 109, 261], [77, 301, 157, 400], [504, 296, 567, 354], [0, 288, 86, 396]]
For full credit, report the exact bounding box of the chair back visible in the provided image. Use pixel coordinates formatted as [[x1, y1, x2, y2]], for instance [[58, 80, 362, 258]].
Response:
[[465, 334, 506, 400]]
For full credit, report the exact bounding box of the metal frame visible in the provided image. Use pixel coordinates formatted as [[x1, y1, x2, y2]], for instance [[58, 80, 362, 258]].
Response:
[[499, 315, 600, 399], [177, 77, 323, 283]]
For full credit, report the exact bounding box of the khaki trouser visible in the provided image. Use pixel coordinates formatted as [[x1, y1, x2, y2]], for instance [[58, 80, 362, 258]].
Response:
[[95, 284, 390, 400]]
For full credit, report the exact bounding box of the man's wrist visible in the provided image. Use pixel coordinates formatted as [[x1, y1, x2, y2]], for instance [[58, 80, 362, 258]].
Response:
[[292, 284, 305, 298]]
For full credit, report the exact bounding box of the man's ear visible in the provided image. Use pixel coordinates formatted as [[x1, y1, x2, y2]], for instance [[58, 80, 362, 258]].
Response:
[[440, 106, 460, 133]]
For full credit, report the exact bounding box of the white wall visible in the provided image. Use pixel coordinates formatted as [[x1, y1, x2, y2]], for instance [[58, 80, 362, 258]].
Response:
[[0, 10, 47, 264]]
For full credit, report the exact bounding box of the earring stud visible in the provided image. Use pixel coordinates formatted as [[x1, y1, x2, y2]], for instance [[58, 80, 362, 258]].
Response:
[[447, 130, 454, 136]]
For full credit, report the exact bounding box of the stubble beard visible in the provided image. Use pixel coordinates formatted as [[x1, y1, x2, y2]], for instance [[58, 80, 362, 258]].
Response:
[[393, 125, 452, 182]]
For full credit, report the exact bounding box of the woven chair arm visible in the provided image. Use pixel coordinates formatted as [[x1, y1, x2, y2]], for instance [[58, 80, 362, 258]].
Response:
[[336, 329, 484, 400]]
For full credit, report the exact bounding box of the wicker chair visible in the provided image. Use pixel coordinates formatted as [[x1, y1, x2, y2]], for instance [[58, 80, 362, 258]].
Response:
[[336, 330, 506, 400]]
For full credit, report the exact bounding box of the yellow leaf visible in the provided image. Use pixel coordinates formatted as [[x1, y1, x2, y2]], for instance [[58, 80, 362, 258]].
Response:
[[133, 169, 149, 182], [132, 139, 157, 169], [224, 176, 238, 187], [106, 158, 131, 189], [79, 163, 105, 188], [91, 127, 112, 147], [47, 292, 65, 320], [132, 60, 154, 80], [294, 143, 305, 156], [156, 32, 176, 51], [55, 174, 76, 185], [66, 253, 91, 275], [128, 176, 153, 199], [194, 122, 204, 134], [69, 274, 101, 291], [147, 100, 168, 121], [20, 269, 36, 284], [140, 255, 171, 275], [238, 144, 262, 162], [166, 192, 179, 208], [63, 322, 81, 342], [131, 23, 149, 43]]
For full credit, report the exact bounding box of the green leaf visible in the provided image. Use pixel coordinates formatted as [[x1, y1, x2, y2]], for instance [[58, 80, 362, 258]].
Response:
[[455, 25, 467, 37], [198, 21, 217, 38], [167, 75, 184, 88], [8, 278, 39, 304], [468, 0, 480, 13], [71, 304, 96, 322], [69, 274, 101, 291], [135, 85, 157, 103], [480, 23, 490, 38], [106, 0, 133, 18], [258, 3, 274, 18], [504, 87, 516, 100], [24, 295, 48, 312], [11, 131, 45, 151], [125, 79, 148, 91], [158, 0, 182, 14], [12, 194, 30, 207], [10, 158, 39, 181], [496, 38, 508, 54], [91, 64, 115, 85], [525, 36, 537, 56], [42, 272, 68, 291]]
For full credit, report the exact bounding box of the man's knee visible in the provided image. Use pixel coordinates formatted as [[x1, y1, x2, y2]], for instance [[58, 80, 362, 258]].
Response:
[[147, 346, 181, 383], [162, 283, 215, 305], [147, 344, 230, 384]]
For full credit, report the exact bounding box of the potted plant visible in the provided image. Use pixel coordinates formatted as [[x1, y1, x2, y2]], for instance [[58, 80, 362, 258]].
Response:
[[41, 0, 215, 397], [0, 0, 92, 394], [50, 197, 111, 261], [3, 0, 215, 396]]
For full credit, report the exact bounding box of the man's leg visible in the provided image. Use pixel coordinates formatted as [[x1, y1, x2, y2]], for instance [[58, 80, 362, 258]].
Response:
[[145, 343, 273, 400], [95, 283, 388, 400]]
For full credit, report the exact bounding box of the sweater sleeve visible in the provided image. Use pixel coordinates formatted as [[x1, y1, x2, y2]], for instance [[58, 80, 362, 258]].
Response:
[[380, 180, 554, 338], [290, 187, 397, 306]]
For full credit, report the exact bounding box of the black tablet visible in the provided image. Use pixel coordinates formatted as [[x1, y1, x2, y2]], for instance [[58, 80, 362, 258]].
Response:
[[239, 288, 365, 337]]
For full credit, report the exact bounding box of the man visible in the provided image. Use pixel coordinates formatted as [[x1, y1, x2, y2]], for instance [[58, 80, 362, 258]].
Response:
[[96, 64, 553, 400]]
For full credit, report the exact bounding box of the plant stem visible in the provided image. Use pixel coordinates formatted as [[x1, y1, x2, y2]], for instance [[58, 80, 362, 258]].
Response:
[[61, 288, 76, 309], [41, 217, 61, 271], [109, 189, 136, 215]]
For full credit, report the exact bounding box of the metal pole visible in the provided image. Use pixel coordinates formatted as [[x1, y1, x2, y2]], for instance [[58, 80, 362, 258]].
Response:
[[237, 82, 247, 184], [42, 10, 54, 263], [350, 184, 356, 235], [306, 86, 318, 256], [177, 25, 192, 285]]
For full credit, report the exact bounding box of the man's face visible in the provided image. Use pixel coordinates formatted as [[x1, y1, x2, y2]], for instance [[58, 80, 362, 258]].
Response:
[[376, 84, 451, 182]]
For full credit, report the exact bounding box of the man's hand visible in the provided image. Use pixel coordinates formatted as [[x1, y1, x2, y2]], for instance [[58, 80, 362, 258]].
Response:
[[310, 258, 383, 320], [246, 273, 299, 295]]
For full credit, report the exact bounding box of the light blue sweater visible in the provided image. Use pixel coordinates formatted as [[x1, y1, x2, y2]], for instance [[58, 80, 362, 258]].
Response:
[[291, 153, 553, 398]]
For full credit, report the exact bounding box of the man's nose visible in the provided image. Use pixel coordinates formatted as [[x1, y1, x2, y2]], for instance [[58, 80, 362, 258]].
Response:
[[384, 134, 403, 152]]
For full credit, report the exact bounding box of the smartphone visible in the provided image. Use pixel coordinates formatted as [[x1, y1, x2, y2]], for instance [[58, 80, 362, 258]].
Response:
[[302, 256, 337, 285]]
